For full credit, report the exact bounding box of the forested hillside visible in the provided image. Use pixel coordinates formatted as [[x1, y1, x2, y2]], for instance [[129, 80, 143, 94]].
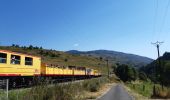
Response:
[[140, 52, 170, 85], [67, 50, 153, 68]]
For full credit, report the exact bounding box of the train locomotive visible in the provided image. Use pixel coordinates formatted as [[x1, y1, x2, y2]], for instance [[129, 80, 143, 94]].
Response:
[[0, 50, 101, 87]]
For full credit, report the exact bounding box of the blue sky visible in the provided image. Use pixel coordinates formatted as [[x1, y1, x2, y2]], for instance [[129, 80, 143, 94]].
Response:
[[0, 0, 170, 59]]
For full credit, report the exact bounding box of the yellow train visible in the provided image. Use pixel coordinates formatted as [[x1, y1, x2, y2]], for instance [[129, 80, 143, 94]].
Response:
[[0, 50, 101, 87]]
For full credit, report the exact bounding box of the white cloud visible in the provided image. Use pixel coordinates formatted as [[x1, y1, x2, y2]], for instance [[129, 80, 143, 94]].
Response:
[[73, 43, 79, 47]]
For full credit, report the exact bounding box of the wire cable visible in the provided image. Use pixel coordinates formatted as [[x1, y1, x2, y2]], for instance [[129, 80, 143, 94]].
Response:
[[158, 0, 170, 38]]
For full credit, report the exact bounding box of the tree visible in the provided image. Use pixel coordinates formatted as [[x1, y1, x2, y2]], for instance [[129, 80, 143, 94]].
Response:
[[34, 46, 39, 49], [28, 45, 33, 50], [115, 64, 138, 82], [115, 64, 128, 82], [13, 44, 19, 48], [162, 62, 170, 86], [64, 58, 68, 62], [23, 46, 27, 49], [40, 46, 43, 50], [12, 44, 15, 47], [139, 72, 147, 81], [99, 57, 103, 61]]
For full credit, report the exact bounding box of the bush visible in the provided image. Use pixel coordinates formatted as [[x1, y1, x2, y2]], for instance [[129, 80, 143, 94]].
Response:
[[83, 77, 107, 92], [139, 72, 147, 81], [88, 80, 100, 92], [23, 83, 83, 100], [115, 64, 138, 82], [64, 58, 68, 62]]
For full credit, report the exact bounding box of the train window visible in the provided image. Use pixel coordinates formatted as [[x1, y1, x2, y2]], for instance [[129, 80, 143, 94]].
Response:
[[0, 53, 7, 63], [11, 55, 20, 65], [25, 57, 33, 66]]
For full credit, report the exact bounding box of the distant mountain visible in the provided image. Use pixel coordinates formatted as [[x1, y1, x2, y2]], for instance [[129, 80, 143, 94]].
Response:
[[66, 50, 154, 68]]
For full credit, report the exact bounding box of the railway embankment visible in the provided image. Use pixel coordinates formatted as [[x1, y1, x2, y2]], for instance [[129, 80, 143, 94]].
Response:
[[0, 76, 119, 100]]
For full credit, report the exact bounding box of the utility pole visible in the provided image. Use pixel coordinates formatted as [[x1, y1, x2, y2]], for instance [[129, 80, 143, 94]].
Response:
[[106, 59, 109, 78], [152, 41, 164, 90]]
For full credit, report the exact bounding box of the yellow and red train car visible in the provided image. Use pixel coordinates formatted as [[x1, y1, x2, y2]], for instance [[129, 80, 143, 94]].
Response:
[[0, 50, 101, 87]]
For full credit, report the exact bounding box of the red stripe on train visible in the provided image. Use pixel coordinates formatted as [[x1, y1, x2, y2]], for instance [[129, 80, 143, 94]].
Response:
[[41, 74, 94, 76], [0, 74, 21, 76], [0, 74, 96, 77]]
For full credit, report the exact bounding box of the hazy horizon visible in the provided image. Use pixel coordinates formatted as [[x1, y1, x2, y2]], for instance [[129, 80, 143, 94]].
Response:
[[0, 44, 156, 59]]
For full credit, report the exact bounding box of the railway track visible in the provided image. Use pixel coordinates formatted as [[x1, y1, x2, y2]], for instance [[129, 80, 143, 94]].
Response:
[[0, 76, 101, 90], [0, 80, 6, 89]]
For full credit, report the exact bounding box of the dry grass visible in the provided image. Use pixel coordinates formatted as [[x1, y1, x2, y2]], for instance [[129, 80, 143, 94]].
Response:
[[0, 77, 115, 100], [124, 83, 148, 100], [152, 86, 170, 99], [125, 81, 170, 100]]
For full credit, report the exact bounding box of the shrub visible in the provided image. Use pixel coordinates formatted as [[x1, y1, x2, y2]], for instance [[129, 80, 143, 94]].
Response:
[[23, 83, 83, 100], [83, 77, 107, 92], [88, 80, 100, 92], [64, 58, 68, 62]]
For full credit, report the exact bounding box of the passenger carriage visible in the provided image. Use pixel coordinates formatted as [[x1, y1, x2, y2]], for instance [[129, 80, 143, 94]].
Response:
[[0, 49, 101, 88]]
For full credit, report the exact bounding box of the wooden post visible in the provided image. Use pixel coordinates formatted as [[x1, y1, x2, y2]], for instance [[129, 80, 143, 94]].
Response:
[[106, 59, 109, 78], [6, 79, 9, 100]]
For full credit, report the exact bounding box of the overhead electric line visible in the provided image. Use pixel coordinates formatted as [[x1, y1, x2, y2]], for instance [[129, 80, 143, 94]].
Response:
[[152, 0, 170, 40], [158, 0, 170, 35]]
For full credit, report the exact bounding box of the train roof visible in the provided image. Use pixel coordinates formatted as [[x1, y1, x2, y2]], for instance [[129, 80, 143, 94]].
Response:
[[0, 49, 41, 58]]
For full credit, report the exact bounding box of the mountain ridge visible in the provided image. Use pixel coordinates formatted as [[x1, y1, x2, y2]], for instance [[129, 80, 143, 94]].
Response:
[[66, 50, 154, 68]]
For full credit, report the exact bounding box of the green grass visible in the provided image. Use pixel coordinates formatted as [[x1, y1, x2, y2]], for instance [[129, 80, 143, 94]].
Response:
[[127, 81, 170, 99], [0, 88, 29, 100], [126, 81, 154, 97]]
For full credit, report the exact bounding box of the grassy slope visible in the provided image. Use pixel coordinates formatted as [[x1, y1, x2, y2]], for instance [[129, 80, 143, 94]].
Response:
[[0, 46, 108, 74], [126, 81, 154, 98]]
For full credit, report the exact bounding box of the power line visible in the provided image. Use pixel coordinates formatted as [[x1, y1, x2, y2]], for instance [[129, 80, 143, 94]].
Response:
[[158, 0, 170, 36], [152, 0, 170, 41]]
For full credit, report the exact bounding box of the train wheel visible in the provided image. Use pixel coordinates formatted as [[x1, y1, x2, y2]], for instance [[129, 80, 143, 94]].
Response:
[[12, 81, 16, 88], [28, 80, 32, 86]]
